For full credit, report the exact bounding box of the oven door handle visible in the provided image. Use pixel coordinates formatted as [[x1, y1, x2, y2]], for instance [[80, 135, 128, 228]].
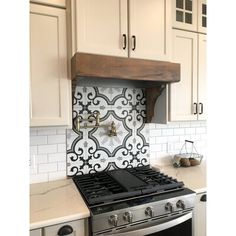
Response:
[[107, 212, 192, 236]]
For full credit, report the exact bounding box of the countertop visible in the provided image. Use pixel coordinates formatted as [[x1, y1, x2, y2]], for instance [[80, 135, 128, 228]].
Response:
[[151, 160, 207, 193], [30, 178, 90, 230]]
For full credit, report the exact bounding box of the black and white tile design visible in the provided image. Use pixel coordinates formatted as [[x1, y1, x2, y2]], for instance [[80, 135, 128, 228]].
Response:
[[67, 86, 150, 176]]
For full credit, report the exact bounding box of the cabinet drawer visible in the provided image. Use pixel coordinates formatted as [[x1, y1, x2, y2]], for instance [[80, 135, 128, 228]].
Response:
[[44, 220, 85, 236]]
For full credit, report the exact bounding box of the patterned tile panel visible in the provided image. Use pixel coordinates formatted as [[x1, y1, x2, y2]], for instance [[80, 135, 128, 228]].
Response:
[[67, 86, 150, 176]]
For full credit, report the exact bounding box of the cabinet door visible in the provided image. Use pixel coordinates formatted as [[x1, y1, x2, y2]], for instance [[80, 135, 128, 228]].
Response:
[[74, 0, 128, 57], [44, 219, 85, 236], [198, 0, 207, 33], [194, 192, 206, 236], [30, 4, 71, 127], [30, 229, 42, 236], [172, 0, 198, 31], [198, 34, 206, 120], [129, 0, 171, 61], [169, 30, 198, 121]]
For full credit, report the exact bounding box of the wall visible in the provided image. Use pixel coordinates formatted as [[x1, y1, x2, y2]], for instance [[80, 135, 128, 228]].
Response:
[[30, 120, 206, 183]]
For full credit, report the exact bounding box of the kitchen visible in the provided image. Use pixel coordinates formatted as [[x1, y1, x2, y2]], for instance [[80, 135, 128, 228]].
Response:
[[3, 1, 236, 235], [29, 0, 207, 235]]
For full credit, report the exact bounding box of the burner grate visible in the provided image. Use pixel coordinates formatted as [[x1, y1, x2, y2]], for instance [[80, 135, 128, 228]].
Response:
[[73, 166, 184, 206]]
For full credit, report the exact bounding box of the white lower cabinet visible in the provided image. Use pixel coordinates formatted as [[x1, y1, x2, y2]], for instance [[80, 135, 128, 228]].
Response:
[[30, 219, 87, 236], [30, 229, 42, 236], [194, 192, 207, 236]]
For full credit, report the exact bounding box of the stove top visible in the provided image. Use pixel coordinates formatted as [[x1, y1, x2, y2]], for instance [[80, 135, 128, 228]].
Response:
[[73, 166, 184, 206]]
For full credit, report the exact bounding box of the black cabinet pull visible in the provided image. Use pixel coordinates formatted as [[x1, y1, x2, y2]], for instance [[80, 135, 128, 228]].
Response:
[[199, 103, 203, 114], [122, 34, 127, 50], [200, 194, 207, 202], [58, 225, 73, 236], [193, 103, 198, 115], [132, 35, 136, 50]]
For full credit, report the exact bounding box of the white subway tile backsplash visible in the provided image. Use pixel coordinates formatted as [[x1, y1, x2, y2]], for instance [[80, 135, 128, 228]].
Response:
[[30, 146, 37, 155], [179, 122, 191, 128], [48, 135, 65, 144], [162, 129, 174, 136], [48, 153, 66, 163], [185, 128, 196, 134], [150, 144, 162, 152], [57, 129, 66, 135], [30, 129, 37, 136], [196, 127, 207, 134], [48, 171, 66, 182], [149, 137, 156, 145], [38, 144, 57, 154], [30, 120, 207, 184], [173, 128, 185, 135], [38, 163, 57, 173], [58, 162, 66, 171], [37, 128, 57, 136], [167, 122, 180, 128], [30, 173, 48, 184], [30, 128, 67, 184], [155, 136, 168, 144], [58, 144, 66, 153], [35, 154, 48, 164], [30, 135, 47, 146], [150, 129, 162, 137], [167, 136, 179, 142]]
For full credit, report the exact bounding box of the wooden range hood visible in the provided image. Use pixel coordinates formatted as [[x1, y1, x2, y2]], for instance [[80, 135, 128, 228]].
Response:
[[71, 52, 180, 123]]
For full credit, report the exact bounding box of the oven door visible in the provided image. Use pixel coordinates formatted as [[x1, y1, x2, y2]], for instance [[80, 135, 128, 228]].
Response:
[[106, 212, 192, 236]]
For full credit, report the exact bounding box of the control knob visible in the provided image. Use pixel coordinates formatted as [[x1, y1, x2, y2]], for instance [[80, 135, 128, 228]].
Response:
[[165, 202, 174, 213], [145, 206, 154, 217], [176, 200, 185, 210], [108, 214, 118, 227], [123, 211, 133, 223]]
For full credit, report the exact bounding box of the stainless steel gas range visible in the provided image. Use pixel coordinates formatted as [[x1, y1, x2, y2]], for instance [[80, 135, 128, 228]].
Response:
[[73, 166, 196, 236]]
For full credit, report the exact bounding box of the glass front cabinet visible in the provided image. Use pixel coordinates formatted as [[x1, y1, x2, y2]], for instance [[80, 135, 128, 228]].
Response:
[[172, 0, 207, 33]]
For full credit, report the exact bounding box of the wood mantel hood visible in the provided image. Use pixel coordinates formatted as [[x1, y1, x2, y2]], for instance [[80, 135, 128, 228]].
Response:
[[71, 52, 181, 122]]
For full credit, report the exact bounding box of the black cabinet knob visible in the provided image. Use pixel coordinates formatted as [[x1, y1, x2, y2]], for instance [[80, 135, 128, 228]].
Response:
[[200, 194, 207, 202], [57, 225, 73, 236]]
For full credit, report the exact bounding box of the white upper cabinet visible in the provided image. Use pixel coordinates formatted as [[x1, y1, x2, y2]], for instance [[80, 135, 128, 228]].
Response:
[[129, 0, 171, 61], [30, 4, 71, 127], [173, 0, 198, 31], [74, 0, 128, 57], [169, 30, 198, 121], [197, 0, 207, 33], [166, 30, 206, 122], [173, 0, 207, 33], [72, 0, 171, 61]]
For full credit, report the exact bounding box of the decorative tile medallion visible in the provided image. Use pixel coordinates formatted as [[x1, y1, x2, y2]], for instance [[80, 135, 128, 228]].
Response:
[[66, 86, 150, 176]]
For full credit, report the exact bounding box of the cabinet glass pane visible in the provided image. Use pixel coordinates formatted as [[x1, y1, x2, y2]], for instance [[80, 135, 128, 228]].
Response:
[[176, 10, 184, 22], [202, 4, 207, 15], [185, 0, 192, 11], [176, 0, 184, 9], [202, 16, 207, 27], [185, 12, 192, 24]]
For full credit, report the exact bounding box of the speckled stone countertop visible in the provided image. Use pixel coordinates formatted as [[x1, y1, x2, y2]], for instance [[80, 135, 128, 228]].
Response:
[[151, 160, 207, 193], [30, 178, 90, 230]]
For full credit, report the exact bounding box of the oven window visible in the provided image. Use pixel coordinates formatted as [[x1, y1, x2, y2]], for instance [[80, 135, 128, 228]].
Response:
[[145, 219, 192, 236]]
